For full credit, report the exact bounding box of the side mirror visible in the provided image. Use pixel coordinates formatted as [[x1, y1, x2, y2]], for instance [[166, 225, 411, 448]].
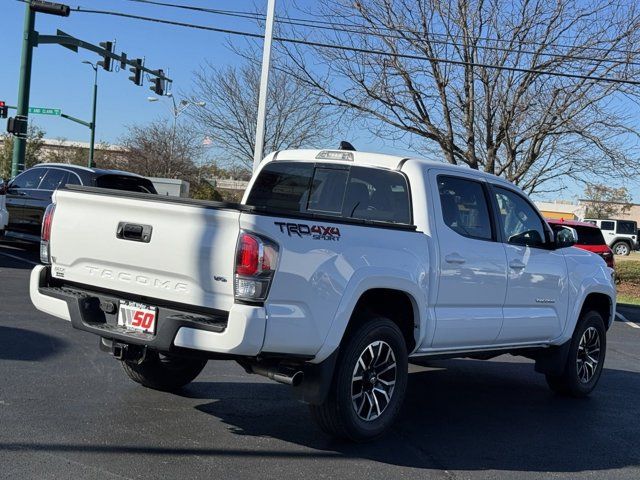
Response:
[[0, 179, 7, 195], [554, 226, 577, 249]]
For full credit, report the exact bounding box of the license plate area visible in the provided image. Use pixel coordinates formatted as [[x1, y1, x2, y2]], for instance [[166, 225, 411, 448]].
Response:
[[117, 300, 157, 334]]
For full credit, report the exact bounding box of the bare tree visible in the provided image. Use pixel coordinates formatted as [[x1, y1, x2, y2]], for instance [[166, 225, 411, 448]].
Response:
[[1, 126, 45, 179], [110, 120, 204, 180], [583, 183, 633, 218], [188, 59, 334, 171], [282, 0, 640, 194]]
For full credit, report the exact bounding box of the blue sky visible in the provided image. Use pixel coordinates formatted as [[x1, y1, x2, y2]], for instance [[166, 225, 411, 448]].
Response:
[[2, 0, 639, 201]]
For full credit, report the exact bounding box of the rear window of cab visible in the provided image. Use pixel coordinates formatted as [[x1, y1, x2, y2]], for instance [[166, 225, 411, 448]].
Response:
[[246, 161, 412, 224]]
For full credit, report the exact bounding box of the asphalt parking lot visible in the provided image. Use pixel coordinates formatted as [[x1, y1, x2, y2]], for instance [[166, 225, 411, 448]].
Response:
[[1, 242, 640, 480]]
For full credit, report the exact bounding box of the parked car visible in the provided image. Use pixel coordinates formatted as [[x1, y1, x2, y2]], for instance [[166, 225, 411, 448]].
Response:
[[583, 218, 637, 256], [0, 179, 8, 234], [3, 163, 156, 243], [30, 148, 616, 441], [547, 218, 614, 269]]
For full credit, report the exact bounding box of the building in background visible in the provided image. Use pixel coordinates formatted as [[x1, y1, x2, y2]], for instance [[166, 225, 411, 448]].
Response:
[[535, 201, 585, 220]]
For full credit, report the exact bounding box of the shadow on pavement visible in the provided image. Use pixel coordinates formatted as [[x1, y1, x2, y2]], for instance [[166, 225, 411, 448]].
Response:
[[0, 326, 68, 361], [178, 359, 640, 473], [0, 241, 39, 270]]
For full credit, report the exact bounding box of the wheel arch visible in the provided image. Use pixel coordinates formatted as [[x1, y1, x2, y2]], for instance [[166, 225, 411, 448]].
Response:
[[579, 292, 614, 329], [311, 271, 428, 364]]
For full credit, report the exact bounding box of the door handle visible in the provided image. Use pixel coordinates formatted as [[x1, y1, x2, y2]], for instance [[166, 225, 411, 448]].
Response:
[[116, 222, 153, 243], [509, 260, 526, 270], [445, 253, 466, 264]]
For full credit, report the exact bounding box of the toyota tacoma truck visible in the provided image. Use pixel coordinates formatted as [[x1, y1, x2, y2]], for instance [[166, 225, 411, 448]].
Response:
[[30, 148, 616, 441]]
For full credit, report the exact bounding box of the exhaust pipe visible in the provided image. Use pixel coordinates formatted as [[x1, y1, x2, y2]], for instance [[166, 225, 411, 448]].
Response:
[[250, 363, 304, 386]]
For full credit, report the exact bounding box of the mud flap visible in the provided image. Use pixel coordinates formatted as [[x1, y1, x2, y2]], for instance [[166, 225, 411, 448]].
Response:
[[534, 341, 571, 376], [292, 350, 338, 405]]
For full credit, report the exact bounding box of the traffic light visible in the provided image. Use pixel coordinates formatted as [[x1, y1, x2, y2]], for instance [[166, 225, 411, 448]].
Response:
[[150, 70, 165, 96], [7, 116, 28, 137], [0, 101, 7, 119], [128, 58, 143, 86], [97, 41, 113, 71]]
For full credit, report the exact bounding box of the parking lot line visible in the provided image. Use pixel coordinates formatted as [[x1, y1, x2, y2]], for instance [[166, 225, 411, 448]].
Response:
[[616, 311, 640, 329], [0, 251, 38, 267]]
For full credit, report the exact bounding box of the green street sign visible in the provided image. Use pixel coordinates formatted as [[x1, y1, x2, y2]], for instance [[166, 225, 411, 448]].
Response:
[[28, 107, 61, 116]]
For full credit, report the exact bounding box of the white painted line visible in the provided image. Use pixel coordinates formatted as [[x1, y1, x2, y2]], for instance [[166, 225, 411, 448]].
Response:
[[0, 251, 38, 266], [616, 311, 640, 329]]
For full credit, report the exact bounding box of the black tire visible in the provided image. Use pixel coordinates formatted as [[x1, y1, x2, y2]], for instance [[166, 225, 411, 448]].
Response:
[[121, 351, 207, 392], [310, 317, 408, 442], [545, 310, 606, 397], [612, 241, 630, 256]]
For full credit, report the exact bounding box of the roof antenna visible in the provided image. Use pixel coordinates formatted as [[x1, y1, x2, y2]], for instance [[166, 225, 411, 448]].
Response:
[[339, 141, 356, 151]]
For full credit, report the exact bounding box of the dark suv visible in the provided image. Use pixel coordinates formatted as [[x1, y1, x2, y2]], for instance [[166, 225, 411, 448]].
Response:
[[1, 164, 157, 242]]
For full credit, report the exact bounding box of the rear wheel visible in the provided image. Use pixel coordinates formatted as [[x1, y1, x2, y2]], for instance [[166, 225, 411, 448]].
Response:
[[310, 317, 408, 442], [612, 241, 630, 256], [121, 351, 207, 392], [545, 311, 606, 397]]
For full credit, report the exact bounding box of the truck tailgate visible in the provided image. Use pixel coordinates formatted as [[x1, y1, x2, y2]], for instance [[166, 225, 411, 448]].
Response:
[[49, 188, 240, 311]]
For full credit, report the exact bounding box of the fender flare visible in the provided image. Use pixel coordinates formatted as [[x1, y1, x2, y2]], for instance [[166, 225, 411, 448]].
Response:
[[560, 283, 616, 342], [311, 267, 428, 364]]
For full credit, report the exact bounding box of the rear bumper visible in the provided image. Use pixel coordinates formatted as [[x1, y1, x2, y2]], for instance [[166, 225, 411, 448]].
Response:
[[30, 265, 266, 356]]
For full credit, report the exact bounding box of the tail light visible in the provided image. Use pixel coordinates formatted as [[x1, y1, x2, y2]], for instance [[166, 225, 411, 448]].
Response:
[[601, 250, 615, 269], [234, 231, 279, 303], [40, 203, 56, 264]]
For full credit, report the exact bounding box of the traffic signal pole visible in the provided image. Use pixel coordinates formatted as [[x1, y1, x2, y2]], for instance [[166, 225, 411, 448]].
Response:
[[12, 0, 36, 178]]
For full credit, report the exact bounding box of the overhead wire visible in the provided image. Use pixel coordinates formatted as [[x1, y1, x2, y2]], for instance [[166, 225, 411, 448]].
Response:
[[68, 6, 640, 86], [123, 0, 640, 61]]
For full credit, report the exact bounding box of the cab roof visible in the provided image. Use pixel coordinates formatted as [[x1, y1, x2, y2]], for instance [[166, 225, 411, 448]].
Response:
[[268, 148, 513, 186]]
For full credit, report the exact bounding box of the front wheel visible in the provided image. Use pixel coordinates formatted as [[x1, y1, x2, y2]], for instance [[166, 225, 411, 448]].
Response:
[[310, 317, 408, 442], [546, 310, 606, 397], [121, 351, 207, 392], [612, 241, 630, 256]]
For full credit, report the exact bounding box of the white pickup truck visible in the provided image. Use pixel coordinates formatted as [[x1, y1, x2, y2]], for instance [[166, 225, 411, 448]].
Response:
[[30, 148, 616, 441]]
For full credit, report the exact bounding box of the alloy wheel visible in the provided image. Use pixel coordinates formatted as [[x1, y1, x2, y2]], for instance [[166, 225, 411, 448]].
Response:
[[576, 326, 601, 383], [351, 340, 397, 421]]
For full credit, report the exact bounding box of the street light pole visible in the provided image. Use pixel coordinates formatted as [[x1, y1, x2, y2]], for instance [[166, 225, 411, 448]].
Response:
[[83, 61, 98, 168], [147, 95, 206, 176], [253, 0, 276, 172]]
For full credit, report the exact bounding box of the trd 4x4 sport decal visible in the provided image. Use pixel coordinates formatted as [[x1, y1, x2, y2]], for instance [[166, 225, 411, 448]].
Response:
[[274, 222, 341, 241]]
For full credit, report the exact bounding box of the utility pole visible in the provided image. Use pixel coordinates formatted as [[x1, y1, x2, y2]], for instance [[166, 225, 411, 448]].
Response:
[[252, 0, 276, 173], [11, 1, 36, 178]]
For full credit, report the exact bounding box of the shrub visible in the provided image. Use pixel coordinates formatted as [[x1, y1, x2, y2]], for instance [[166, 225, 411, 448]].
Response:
[[615, 261, 640, 286]]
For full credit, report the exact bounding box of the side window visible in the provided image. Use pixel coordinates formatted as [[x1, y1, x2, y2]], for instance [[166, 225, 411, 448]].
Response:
[[437, 176, 493, 240], [10, 168, 47, 189], [494, 187, 547, 248], [616, 221, 636, 235], [600, 221, 614, 231], [65, 173, 81, 186], [38, 169, 69, 191]]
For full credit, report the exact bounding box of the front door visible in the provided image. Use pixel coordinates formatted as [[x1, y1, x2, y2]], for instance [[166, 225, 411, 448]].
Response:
[[491, 186, 569, 343], [430, 172, 508, 348]]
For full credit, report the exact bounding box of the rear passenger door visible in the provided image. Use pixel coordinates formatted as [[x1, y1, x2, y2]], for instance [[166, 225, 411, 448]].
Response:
[[491, 186, 569, 343], [430, 172, 507, 348]]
